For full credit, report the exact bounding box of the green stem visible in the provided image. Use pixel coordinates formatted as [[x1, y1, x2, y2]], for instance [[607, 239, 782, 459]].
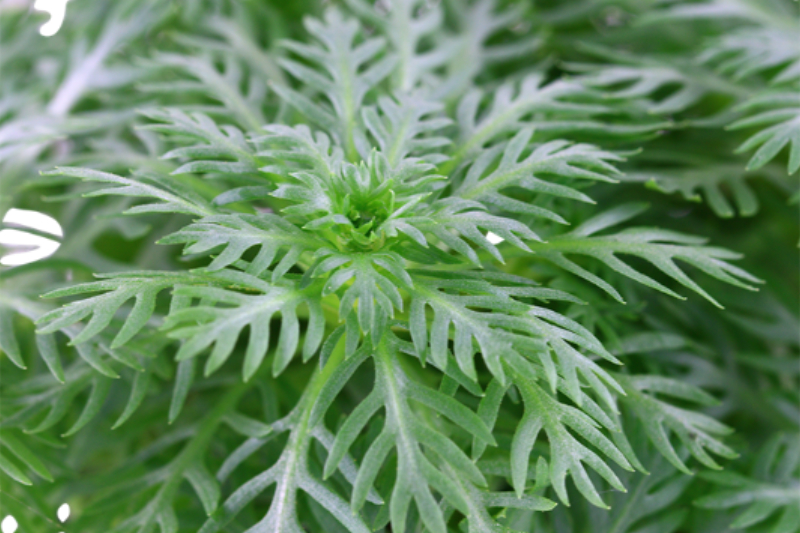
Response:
[[264, 333, 348, 528], [375, 336, 414, 457], [140, 379, 253, 527]]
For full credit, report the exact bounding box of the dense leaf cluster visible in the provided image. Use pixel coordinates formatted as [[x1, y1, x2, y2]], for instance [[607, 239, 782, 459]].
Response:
[[0, 1, 797, 533]]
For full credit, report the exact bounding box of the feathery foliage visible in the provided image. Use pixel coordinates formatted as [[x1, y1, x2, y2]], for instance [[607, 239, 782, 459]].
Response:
[[1, 1, 797, 532]]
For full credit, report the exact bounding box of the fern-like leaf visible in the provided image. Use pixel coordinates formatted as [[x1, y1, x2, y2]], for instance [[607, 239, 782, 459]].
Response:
[[695, 432, 800, 532], [36, 271, 229, 348], [163, 283, 323, 379], [729, 92, 800, 175], [144, 52, 267, 131], [275, 9, 397, 161], [140, 108, 261, 177], [616, 374, 737, 473], [158, 214, 323, 279], [509, 367, 632, 509], [43, 167, 215, 217], [323, 336, 497, 533], [531, 203, 762, 307], [456, 128, 622, 219]]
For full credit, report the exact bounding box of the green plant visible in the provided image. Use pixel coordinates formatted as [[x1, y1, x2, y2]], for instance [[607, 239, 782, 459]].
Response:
[[0, 1, 797, 532]]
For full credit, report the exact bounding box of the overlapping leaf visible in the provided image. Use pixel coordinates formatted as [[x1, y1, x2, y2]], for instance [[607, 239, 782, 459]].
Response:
[[509, 367, 633, 509], [140, 108, 261, 177], [622, 164, 760, 217], [43, 166, 215, 217], [158, 214, 323, 279], [729, 92, 800, 175], [163, 283, 323, 379], [36, 271, 233, 348], [456, 127, 622, 221], [695, 432, 800, 532], [144, 51, 267, 131], [615, 374, 737, 473], [322, 337, 504, 533]]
